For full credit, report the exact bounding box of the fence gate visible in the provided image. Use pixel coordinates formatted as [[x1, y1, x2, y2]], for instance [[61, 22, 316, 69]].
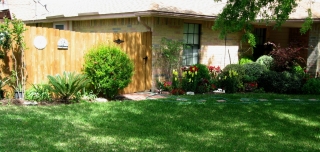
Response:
[[114, 32, 152, 93]]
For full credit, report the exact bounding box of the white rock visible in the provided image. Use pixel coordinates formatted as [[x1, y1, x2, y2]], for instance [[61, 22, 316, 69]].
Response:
[[23, 101, 38, 106], [95, 98, 108, 102], [186, 92, 194, 95]]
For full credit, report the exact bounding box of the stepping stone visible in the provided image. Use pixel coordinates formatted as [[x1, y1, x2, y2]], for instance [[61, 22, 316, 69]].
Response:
[[289, 99, 301, 101], [240, 98, 251, 102], [177, 98, 188, 101], [216, 100, 226, 102], [258, 99, 268, 102], [274, 99, 283, 101], [197, 99, 206, 102], [308, 99, 319, 101]]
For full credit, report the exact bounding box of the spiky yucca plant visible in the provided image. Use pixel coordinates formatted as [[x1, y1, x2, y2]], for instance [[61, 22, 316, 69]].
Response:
[[47, 71, 90, 103]]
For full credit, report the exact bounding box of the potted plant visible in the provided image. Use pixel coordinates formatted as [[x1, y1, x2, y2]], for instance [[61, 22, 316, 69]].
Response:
[[13, 83, 23, 99]]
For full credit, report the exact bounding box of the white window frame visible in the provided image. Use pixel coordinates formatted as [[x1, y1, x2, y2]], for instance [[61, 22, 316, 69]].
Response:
[[182, 23, 201, 66]]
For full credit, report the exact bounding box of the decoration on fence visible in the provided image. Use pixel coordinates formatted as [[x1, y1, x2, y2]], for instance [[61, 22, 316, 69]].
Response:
[[33, 36, 47, 50], [57, 38, 68, 49], [113, 38, 124, 44]]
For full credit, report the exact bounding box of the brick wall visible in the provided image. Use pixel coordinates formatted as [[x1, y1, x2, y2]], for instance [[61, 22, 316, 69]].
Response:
[[201, 21, 240, 68], [29, 17, 241, 92], [307, 23, 320, 75]]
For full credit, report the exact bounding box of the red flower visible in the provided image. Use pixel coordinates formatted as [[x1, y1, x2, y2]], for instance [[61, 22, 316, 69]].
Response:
[[163, 81, 172, 87], [189, 66, 198, 72]]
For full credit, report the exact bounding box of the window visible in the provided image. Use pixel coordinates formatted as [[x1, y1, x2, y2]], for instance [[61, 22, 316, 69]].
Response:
[[254, 28, 266, 45], [183, 23, 200, 66], [53, 22, 67, 30], [253, 28, 267, 60]]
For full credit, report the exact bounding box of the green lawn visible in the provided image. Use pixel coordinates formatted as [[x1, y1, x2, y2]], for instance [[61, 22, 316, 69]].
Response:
[[1, 93, 320, 151]]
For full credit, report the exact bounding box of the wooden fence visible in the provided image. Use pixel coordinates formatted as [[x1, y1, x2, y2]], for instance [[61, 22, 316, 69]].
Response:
[[0, 26, 152, 94]]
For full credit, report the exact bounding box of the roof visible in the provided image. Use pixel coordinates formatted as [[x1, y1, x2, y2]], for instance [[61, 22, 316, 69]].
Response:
[[5, 0, 320, 23]]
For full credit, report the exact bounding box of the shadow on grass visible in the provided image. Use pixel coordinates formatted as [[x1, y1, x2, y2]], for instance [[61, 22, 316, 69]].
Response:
[[0, 99, 319, 151]]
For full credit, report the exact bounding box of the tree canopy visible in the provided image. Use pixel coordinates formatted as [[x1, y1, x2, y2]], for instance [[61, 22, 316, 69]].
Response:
[[212, 0, 313, 46]]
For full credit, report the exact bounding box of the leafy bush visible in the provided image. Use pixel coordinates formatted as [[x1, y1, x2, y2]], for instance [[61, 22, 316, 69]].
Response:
[[218, 64, 245, 92], [239, 57, 253, 65], [25, 83, 52, 102], [181, 64, 211, 94], [171, 88, 185, 95], [302, 78, 320, 94], [47, 71, 90, 103], [242, 62, 267, 82], [291, 65, 305, 78], [268, 42, 305, 72], [256, 55, 274, 70], [222, 64, 245, 77], [80, 88, 97, 102], [84, 43, 134, 99], [258, 71, 303, 94], [220, 70, 241, 93], [156, 80, 172, 91]]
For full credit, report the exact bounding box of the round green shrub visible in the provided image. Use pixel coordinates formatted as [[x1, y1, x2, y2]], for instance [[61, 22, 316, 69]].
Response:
[[256, 55, 274, 70], [302, 78, 320, 94], [239, 57, 253, 65], [83, 43, 134, 99], [242, 62, 267, 82], [222, 64, 245, 76]]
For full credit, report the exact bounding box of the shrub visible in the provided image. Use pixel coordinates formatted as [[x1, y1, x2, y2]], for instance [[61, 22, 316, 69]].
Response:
[[218, 64, 245, 92], [242, 62, 267, 82], [171, 88, 185, 95], [220, 70, 241, 93], [84, 43, 134, 99], [268, 42, 305, 72], [256, 55, 274, 70], [156, 80, 172, 91], [25, 83, 52, 102], [239, 57, 253, 65], [291, 65, 305, 78], [302, 78, 320, 94], [258, 71, 303, 94], [181, 64, 211, 94], [47, 71, 90, 103], [222, 64, 245, 77]]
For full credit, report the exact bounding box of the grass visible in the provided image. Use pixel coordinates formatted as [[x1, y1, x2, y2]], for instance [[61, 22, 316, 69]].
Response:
[[1, 93, 320, 151]]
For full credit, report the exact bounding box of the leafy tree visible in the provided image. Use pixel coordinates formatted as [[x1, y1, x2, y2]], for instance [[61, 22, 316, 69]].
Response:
[[213, 0, 313, 46]]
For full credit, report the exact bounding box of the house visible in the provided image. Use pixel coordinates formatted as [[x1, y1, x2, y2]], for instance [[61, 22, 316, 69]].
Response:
[[2, 0, 320, 93]]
